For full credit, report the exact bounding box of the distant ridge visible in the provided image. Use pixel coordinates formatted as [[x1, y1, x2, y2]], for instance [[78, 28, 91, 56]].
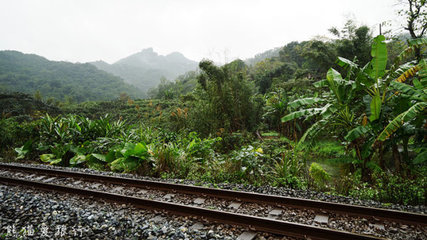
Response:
[[245, 47, 281, 66], [90, 48, 198, 93], [0, 50, 145, 102]]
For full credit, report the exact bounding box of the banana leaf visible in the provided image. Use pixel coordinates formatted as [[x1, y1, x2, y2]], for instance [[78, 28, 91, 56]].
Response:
[[281, 104, 331, 123], [336, 57, 358, 69], [297, 119, 327, 146], [369, 35, 387, 79], [413, 150, 427, 164], [377, 102, 426, 141], [345, 125, 370, 142], [391, 81, 425, 101], [369, 93, 381, 122], [288, 97, 323, 109]]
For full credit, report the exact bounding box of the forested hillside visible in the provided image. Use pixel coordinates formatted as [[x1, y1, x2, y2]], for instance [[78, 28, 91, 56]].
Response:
[[90, 48, 198, 93], [245, 47, 281, 66], [151, 21, 391, 96], [1, 1, 426, 208], [0, 51, 145, 102]]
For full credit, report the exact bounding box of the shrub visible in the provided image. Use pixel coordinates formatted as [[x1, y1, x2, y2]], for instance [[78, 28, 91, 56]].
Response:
[[273, 146, 306, 189], [309, 162, 331, 190]]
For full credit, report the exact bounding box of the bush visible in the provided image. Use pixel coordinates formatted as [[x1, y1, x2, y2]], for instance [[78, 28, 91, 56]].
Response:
[[346, 170, 426, 205], [309, 162, 331, 190], [273, 146, 306, 189], [0, 117, 40, 160]]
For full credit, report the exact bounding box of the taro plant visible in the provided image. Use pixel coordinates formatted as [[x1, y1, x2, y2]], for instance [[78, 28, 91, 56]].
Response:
[[17, 114, 130, 167], [183, 132, 221, 163], [107, 142, 151, 172]]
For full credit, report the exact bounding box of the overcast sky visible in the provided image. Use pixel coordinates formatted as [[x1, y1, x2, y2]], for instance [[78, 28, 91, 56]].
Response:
[[0, 0, 404, 64]]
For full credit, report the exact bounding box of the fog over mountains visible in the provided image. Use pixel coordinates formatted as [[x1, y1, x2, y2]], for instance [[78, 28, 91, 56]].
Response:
[[90, 48, 198, 94]]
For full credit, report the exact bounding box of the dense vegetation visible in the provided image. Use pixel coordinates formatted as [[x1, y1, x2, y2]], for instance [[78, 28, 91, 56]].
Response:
[[0, 51, 145, 103], [1, 2, 426, 206]]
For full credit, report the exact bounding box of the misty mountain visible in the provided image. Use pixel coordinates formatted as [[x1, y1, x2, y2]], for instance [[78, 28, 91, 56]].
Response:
[[0, 51, 145, 102], [245, 47, 281, 66], [90, 48, 198, 93]]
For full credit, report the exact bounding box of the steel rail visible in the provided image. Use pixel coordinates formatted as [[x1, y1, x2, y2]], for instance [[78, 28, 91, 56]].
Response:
[[0, 175, 384, 240], [0, 163, 425, 226]]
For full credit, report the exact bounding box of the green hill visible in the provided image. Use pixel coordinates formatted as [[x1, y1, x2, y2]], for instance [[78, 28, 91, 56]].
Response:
[[90, 48, 198, 93], [0, 51, 145, 102], [0, 92, 61, 118], [244, 47, 281, 66]]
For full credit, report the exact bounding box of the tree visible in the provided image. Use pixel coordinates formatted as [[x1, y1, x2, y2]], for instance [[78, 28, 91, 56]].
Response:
[[329, 20, 373, 66], [399, 0, 427, 60], [301, 40, 337, 78], [193, 59, 259, 135], [250, 58, 293, 94], [34, 90, 42, 101]]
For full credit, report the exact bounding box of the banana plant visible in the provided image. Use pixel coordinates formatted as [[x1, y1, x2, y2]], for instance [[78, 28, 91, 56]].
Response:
[[377, 79, 426, 142], [282, 35, 426, 180]]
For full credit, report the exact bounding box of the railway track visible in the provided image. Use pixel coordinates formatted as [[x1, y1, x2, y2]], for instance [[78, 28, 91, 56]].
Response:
[[0, 163, 425, 240]]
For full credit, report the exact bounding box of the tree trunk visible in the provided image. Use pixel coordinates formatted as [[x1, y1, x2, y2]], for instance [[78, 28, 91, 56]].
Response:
[[378, 143, 385, 169], [392, 144, 401, 174], [357, 145, 367, 181], [402, 137, 409, 164]]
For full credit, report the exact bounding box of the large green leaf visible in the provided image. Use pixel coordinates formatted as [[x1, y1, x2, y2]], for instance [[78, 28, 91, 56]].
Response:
[[345, 126, 370, 142], [326, 68, 345, 103], [281, 104, 330, 123], [336, 57, 358, 69], [288, 97, 323, 110], [15, 140, 33, 159], [356, 62, 375, 87], [413, 150, 427, 164], [70, 154, 87, 165], [377, 102, 426, 141], [370, 35, 387, 79], [281, 108, 318, 122], [297, 119, 327, 146], [40, 154, 61, 165], [413, 78, 423, 89], [91, 153, 107, 162], [40, 154, 55, 162], [110, 157, 140, 172], [313, 79, 328, 88], [105, 151, 117, 163], [121, 142, 136, 157], [337, 57, 360, 81], [369, 94, 381, 122], [110, 157, 126, 171], [133, 142, 148, 156], [390, 81, 425, 101]]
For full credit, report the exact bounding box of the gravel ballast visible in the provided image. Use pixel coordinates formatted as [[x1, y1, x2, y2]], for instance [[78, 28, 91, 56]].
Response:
[[0, 184, 289, 239]]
